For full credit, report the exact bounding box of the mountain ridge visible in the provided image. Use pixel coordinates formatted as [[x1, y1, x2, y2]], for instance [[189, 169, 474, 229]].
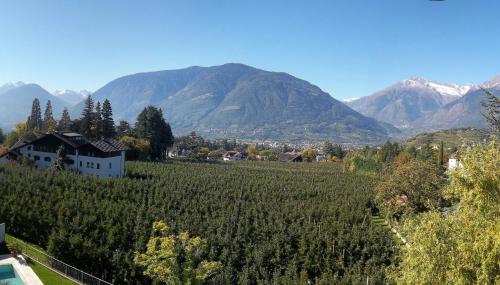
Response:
[[72, 63, 398, 143]]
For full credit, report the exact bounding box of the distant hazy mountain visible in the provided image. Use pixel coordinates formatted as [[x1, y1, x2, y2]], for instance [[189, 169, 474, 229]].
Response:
[[73, 63, 397, 143], [346, 78, 474, 129], [0, 81, 25, 94], [347, 76, 499, 133], [0, 84, 67, 131], [414, 77, 500, 131], [53, 89, 90, 106]]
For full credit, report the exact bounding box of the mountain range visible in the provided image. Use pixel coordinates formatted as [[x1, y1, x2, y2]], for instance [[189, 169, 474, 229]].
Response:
[[0, 83, 67, 130], [346, 76, 499, 134], [1, 65, 498, 142], [72, 63, 397, 143]]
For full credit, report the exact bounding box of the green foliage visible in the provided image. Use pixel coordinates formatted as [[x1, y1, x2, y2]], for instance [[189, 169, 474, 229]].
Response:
[[80, 95, 95, 138], [343, 152, 380, 173], [116, 120, 133, 137], [322, 141, 344, 159], [27, 98, 43, 130], [134, 221, 221, 284], [42, 100, 56, 132], [119, 136, 151, 161], [0, 161, 396, 284], [302, 148, 318, 162], [57, 108, 72, 132], [393, 140, 500, 284], [4, 122, 43, 147], [135, 106, 173, 160], [0, 127, 4, 144], [101, 99, 116, 138], [375, 141, 400, 163], [375, 160, 444, 220]]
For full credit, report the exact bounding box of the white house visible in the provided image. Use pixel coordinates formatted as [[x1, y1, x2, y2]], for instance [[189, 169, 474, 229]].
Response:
[[222, 151, 243, 161], [0, 132, 128, 178], [448, 158, 463, 171]]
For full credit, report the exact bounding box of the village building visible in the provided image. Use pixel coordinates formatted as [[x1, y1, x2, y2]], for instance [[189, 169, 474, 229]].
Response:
[[222, 151, 244, 161], [0, 132, 128, 177], [278, 151, 303, 162]]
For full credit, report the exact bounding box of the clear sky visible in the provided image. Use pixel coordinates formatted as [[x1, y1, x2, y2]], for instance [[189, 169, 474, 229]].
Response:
[[0, 0, 499, 99]]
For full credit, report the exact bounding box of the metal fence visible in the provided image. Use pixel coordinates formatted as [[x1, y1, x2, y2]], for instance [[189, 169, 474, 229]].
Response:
[[6, 234, 113, 285]]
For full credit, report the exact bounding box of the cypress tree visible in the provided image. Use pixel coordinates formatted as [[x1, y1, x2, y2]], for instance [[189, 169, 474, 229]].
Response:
[[58, 108, 72, 132], [27, 98, 43, 130], [438, 141, 444, 169], [80, 95, 95, 138], [101, 99, 116, 138]]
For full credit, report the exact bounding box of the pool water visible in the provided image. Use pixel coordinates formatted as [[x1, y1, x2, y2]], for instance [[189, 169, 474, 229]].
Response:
[[0, 264, 25, 285]]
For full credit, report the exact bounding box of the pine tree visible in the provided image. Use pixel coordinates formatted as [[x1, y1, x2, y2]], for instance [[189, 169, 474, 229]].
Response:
[[80, 95, 95, 138], [101, 99, 116, 138], [58, 108, 72, 132], [27, 98, 43, 130], [95, 101, 103, 138], [43, 100, 56, 132]]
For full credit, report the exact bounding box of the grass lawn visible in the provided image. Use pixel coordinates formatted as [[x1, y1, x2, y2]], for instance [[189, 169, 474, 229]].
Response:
[[371, 214, 404, 246], [5, 234, 78, 285]]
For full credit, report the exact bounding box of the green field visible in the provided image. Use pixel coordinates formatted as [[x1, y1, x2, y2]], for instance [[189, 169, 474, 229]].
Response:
[[0, 161, 398, 284]]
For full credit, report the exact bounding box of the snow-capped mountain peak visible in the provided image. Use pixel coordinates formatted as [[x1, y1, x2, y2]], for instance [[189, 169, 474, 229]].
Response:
[[401, 77, 471, 97], [481, 75, 500, 89]]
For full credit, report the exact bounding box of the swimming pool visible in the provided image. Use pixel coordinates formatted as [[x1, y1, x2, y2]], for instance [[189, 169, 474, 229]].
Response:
[[0, 264, 25, 285]]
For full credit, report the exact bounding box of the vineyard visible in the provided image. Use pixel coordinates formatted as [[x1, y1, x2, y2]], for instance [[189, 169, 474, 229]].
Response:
[[0, 161, 397, 284]]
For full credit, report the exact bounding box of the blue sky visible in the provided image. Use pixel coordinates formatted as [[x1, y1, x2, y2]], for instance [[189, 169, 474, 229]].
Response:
[[0, 0, 499, 99]]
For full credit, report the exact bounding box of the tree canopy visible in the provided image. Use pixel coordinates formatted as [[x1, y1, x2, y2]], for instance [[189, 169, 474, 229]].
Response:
[[135, 106, 173, 160], [393, 141, 500, 284]]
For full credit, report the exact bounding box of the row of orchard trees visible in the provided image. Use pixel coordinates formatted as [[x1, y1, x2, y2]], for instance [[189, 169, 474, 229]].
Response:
[[2, 96, 174, 160], [0, 161, 397, 284]]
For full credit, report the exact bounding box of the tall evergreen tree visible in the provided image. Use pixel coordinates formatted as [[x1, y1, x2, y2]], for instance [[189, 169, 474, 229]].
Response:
[[58, 108, 72, 132], [27, 98, 43, 130], [43, 100, 56, 132], [135, 106, 174, 159], [80, 95, 95, 138], [95, 101, 103, 138], [0, 127, 4, 144], [101, 99, 116, 138]]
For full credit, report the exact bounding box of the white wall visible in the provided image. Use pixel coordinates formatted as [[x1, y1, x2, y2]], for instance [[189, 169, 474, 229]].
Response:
[[18, 146, 125, 178]]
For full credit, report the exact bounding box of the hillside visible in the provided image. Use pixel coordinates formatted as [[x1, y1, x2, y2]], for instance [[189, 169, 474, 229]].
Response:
[[72, 63, 398, 143], [402, 128, 493, 149]]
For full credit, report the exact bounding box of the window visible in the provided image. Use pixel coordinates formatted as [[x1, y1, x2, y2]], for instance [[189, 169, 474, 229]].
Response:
[[96, 163, 100, 169], [27, 146, 31, 151], [28, 153, 31, 158], [44, 157, 51, 162], [109, 163, 112, 169], [80, 161, 82, 167], [87, 162, 90, 168], [34, 155, 40, 161], [66, 159, 74, 165], [91, 162, 94, 168]]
